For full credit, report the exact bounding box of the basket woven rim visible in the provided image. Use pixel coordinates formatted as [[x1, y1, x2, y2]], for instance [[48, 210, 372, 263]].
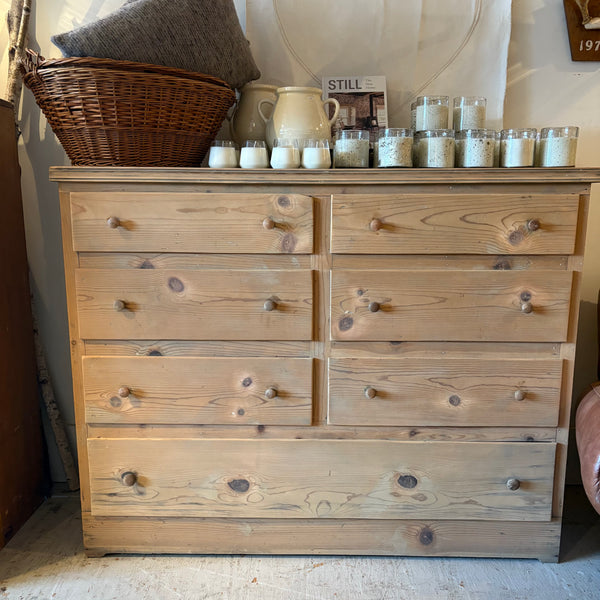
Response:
[[23, 51, 234, 90]]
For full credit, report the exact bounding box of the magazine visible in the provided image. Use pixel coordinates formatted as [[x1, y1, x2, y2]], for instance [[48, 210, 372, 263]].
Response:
[[322, 75, 388, 143]]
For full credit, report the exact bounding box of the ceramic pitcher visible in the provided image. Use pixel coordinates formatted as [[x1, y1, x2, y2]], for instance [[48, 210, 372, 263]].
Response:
[[229, 82, 278, 145], [258, 86, 340, 149]]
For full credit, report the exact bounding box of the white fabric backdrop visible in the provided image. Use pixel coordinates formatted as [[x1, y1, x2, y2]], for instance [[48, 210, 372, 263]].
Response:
[[247, 0, 511, 129]]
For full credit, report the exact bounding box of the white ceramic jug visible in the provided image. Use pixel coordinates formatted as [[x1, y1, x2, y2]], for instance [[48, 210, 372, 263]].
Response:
[[258, 86, 340, 149], [229, 82, 278, 145]]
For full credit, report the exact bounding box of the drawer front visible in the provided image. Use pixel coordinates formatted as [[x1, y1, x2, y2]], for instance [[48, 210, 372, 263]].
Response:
[[83, 356, 312, 425], [71, 192, 314, 253], [88, 439, 555, 521], [331, 194, 579, 254], [83, 357, 313, 425], [76, 269, 313, 340], [331, 270, 572, 342], [328, 358, 562, 427]]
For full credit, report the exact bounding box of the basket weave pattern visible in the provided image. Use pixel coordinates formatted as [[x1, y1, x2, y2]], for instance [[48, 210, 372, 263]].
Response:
[[23, 54, 236, 166]]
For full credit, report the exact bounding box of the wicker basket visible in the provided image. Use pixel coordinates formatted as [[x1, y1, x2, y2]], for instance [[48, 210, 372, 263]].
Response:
[[22, 52, 236, 167]]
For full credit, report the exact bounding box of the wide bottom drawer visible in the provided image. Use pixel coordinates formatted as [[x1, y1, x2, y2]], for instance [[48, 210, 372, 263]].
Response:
[[88, 439, 555, 521]]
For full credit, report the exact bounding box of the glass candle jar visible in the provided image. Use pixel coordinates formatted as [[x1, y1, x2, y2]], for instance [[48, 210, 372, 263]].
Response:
[[538, 126, 579, 167], [414, 129, 455, 168], [270, 138, 300, 169], [415, 96, 449, 130], [301, 139, 331, 169], [455, 129, 496, 167], [377, 128, 413, 167], [239, 140, 269, 169], [410, 101, 417, 130], [208, 140, 238, 168], [534, 131, 542, 167], [334, 130, 370, 168], [453, 96, 486, 130], [500, 129, 537, 167], [493, 130, 501, 167]]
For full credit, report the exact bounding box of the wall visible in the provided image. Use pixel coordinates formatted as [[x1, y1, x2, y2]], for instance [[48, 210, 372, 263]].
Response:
[[0, 0, 599, 482]]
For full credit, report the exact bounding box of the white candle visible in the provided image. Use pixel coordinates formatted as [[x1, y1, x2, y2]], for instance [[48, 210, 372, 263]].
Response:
[[270, 146, 300, 169], [208, 146, 238, 168], [301, 147, 331, 169], [239, 147, 269, 169]]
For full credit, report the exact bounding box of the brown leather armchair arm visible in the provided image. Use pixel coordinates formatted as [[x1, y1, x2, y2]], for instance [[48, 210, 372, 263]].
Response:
[[576, 382, 600, 515]]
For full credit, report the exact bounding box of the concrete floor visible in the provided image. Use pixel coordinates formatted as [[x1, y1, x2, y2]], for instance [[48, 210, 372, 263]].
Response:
[[0, 487, 599, 600]]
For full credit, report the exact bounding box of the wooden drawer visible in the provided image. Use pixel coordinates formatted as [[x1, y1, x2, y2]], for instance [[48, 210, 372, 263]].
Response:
[[70, 192, 314, 253], [331, 270, 572, 342], [328, 358, 562, 427], [87, 439, 555, 521], [331, 194, 579, 254], [75, 268, 313, 340], [83, 356, 313, 425]]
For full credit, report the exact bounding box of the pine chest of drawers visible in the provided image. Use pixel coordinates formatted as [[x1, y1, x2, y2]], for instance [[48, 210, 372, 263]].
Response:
[[50, 167, 600, 561]]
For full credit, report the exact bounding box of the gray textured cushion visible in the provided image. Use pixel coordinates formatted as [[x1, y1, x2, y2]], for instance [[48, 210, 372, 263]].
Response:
[[51, 0, 260, 89]]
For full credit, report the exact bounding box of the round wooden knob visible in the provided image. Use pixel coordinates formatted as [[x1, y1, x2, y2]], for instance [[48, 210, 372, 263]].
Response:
[[265, 387, 278, 399], [113, 299, 126, 312], [506, 478, 521, 491], [364, 386, 377, 399], [263, 299, 278, 312], [118, 386, 131, 398], [121, 471, 137, 487], [526, 219, 540, 232], [263, 217, 276, 230], [514, 390, 526, 401], [107, 216, 121, 229], [370, 218, 383, 232], [521, 301, 533, 314], [368, 301, 381, 313]]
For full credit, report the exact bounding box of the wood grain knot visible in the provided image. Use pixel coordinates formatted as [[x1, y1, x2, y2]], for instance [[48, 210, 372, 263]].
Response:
[[109, 396, 122, 408], [448, 395, 461, 406], [281, 233, 297, 253], [139, 260, 155, 269], [493, 259, 512, 270], [508, 230, 524, 245], [419, 527, 434, 545], [338, 316, 354, 332], [520, 291, 532, 302], [242, 377, 253, 387], [398, 475, 418, 489], [257, 425, 266, 434], [228, 479, 250, 493], [237, 408, 245, 416], [277, 195, 291, 208], [168, 277, 185, 293], [148, 350, 163, 356]]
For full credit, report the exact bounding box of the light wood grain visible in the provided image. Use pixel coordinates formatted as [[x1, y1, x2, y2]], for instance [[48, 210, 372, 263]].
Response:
[[84, 340, 311, 357], [331, 269, 572, 342], [75, 268, 313, 340], [87, 424, 556, 442], [49, 166, 600, 185], [332, 254, 570, 271], [328, 358, 562, 427], [83, 356, 312, 425], [70, 192, 314, 253], [78, 252, 312, 270], [331, 193, 579, 255], [81, 512, 562, 559], [87, 438, 555, 521]]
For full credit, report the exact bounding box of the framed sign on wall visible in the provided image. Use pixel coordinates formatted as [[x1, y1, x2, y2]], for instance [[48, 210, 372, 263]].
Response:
[[564, 0, 600, 60]]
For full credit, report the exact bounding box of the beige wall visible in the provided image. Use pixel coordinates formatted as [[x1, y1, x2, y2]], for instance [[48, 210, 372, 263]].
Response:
[[1, 0, 599, 481]]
